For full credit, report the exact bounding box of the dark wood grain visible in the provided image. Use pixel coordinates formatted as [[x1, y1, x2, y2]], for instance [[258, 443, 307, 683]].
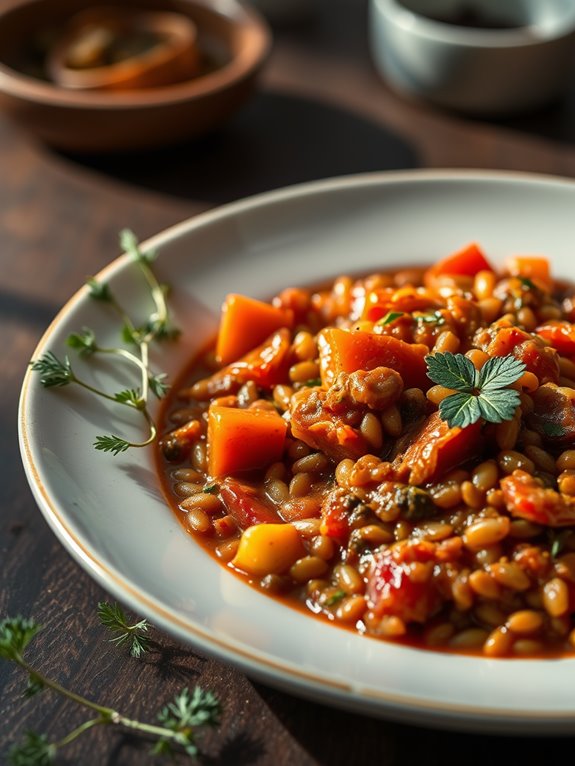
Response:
[[3, 1, 575, 763]]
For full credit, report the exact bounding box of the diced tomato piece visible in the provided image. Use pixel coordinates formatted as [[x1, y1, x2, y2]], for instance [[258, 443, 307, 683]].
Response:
[[536, 321, 575, 356], [514, 339, 560, 384], [482, 325, 560, 384], [501, 470, 575, 527], [219, 479, 280, 529], [528, 383, 575, 443], [367, 542, 441, 624], [318, 327, 429, 390], [394, 412, 484, 485], [320, 489, 352, 546], [505, 255, 552, 290], [363, 288, 440, 322], [424, 243, 494, 287], [228, 328, 291, 388]]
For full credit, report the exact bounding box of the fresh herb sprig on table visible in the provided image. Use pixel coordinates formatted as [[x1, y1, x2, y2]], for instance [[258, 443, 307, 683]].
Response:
[[97, 601, 152, 659], [30, 230, 179, 455], [425, 351, 526, 428], [1, 612, 220, 764]]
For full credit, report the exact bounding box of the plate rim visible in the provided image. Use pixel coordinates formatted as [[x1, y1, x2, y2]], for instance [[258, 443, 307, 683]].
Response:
[[18, 168, 575, 733]]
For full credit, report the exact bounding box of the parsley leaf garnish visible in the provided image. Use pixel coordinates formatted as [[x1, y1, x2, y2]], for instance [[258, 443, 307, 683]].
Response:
[[425, 351, 525, 428]]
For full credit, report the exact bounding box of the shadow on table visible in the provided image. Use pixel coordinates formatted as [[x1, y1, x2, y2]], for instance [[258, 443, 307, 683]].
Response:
[[54, 90, 419, 204], [254, 682, 575, 766], [482, 86, 575, 146]]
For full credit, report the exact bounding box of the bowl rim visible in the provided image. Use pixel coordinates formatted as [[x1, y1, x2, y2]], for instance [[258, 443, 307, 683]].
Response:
[[0, 0, 271, 109], [373, 0, 575, 49]]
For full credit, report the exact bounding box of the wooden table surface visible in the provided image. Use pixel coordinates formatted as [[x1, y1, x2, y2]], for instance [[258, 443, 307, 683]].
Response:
[[3, 1, 575, 763]]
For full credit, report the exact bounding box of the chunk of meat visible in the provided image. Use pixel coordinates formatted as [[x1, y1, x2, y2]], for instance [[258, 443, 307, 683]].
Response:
[[320, 487, 354, 546], [367, 541, 442, 624], [394, 412, 484, 485], [290, 367, 403, 462], [528, 383, 575, 443], [474, 321, 559, 384], [219, 479, 280, 529], [190, 329, 291, 399], [324, 367, 403, 413], [501, 470, 575, 527]]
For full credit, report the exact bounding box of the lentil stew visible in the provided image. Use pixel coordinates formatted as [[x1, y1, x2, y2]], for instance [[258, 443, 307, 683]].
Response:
[[157, 243, 575, 657]]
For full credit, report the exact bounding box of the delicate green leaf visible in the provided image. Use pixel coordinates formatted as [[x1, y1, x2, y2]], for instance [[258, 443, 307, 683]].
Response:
[[66, 329, 98, 356], [30, 353, 74, 388], [114, 389, 143, 407], [477, 355, 525, 391], [93, 435, 131, 455], [24, 674, 45, 698], [378, 311, 405, 326], [416, 312, 446, 326], [0, 617, 41, 662], [324, 589, 346, 607], [476, 389, 521, 424], [302, 378, 322, 388], [203, 483, 220, 495], [439, 392, 482, 428], [425, 352, 476, 392], [122, 324, 142, 346], [8, 731, 55, 766], [158, 686, 221, 733], [120, 229, 156, 264], [98, 602, 151, 658], [86, 277, 112, 302], [148, 373, 169, 399]]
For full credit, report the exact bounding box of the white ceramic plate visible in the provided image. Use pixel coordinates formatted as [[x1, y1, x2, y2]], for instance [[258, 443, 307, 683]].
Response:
[[19, 170, 575, 734]]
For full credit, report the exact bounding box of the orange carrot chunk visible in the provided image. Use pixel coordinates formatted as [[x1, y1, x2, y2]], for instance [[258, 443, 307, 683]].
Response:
[[208, 404, 287, 477], [424, 242, 494, 287], [216, 294, 293, 365], [318, 327, 430, 390], [505, 255, 552, 290]]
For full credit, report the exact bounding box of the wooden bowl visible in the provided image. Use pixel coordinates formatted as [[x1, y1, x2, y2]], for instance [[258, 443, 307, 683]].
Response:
[[0, 0, 271, 152]]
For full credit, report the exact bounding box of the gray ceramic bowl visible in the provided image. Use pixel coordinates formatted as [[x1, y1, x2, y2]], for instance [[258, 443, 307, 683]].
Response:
[[370, 0, 575, 116]]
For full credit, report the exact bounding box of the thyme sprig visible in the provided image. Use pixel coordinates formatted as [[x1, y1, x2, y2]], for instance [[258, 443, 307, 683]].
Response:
[[30, 230, 179, 455], [1, 615, 221, 763], [97, 601, 151, 658]]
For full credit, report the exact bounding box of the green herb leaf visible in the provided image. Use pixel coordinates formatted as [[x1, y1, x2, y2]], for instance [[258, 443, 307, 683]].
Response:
[[23, 674, 45, 699], [30, 353, 74, 388], [476, 388, 522, 424], [427, 352, 525, 429], [114, 389, 143, 408], [98, 602, 151, 658], [0, 617, 41, 662], [302, 377, 322, 388], [148, 373, 169, 399], [67, 329, 98, 356], [120, 229, 157, 265], [416, 312, 446, 326], [203, 483, 220, 495], [8, 731, 55, 766], [477, 355, 526, 391], [324, 589, 346, 607], [379, 311, 405, 326], [86, 277, 112, 302], [93, 435, 131, 456], [438, 391, 482, 429], [425, 351, 476, 392]]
